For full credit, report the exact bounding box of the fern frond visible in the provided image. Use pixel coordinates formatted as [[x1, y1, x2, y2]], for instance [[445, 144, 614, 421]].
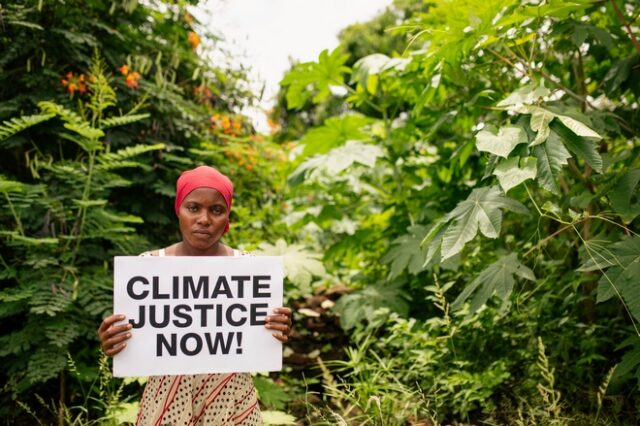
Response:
[[88, 50, 117, 121], [0, 113, 55, 142], [37, 101, 83, 125], [59, 132, 103, 152], [100, 113, 150, 129], [97, 143, 164, 166]]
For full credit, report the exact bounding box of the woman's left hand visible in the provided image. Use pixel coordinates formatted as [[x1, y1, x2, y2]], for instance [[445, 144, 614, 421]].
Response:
[[265, 307, 292, 342]]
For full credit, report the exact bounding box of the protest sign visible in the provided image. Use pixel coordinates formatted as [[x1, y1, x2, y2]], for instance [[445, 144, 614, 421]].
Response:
[[112, 256, 283, 377]]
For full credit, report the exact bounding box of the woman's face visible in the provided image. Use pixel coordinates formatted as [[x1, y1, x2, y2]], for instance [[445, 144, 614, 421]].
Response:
[[178, 187, 228, 253]]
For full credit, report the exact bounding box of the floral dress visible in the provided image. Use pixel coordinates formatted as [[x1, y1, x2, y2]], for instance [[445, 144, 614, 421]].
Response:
[[135, 248, 262, 426]]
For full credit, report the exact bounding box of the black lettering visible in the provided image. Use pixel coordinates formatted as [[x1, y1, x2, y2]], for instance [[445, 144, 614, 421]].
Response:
[[173, 276, 179, 298], [129, 304, 146, 328], [211, 276, 233, 298], [226, 303, 247, 326], [127, 276, 149, 300], [152, 276, 170, 299], [215, 303, 223, 326], [157, 333, 176, 356], [173, 304, 192, 328], [231, 276, 250, 298], [253, 275, 271, 298], [204, 332, 234, 355], [193, 304, 214, 327], [149, 304, 170, 328], [180, 333, 202, 356], [250, 303, 268, 325], [184, 276, 209, 299]]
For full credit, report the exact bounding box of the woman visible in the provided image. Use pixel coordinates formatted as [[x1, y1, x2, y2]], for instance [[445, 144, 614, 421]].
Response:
[[98, 165, 292, 425]]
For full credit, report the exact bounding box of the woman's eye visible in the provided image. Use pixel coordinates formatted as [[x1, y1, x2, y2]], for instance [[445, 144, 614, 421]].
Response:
[[188, 205, 198, 212], [212, 207, 223, 215]]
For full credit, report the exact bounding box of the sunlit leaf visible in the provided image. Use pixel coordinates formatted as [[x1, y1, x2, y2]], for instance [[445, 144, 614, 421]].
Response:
[[476, 125, 528, 158], [493, 157, 537, 193], [452, 253, 535, 314]]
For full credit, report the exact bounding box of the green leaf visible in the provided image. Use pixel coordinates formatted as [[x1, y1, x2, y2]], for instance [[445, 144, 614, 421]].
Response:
[[334, 280, 409, 330], [298, 114, 372, 159], [555, 114, 602, 140], [611, 339, 640, 385], [497, 84, 550, 107], [451, 253, 535, 313], [493, 157, 537, 193], [587, 237, 640, 323], [0, 113, 55, 142], [550, 120, 602, 173], [533, 131, 572, 194], [255, 239, 325, 287], [382, 225, 429, 278], [261, 410, 297, 425], [476, 125, 528, 158], [281, 48, 350, 109], [254, 376, 291, 410], [290, 140, 384, 185], [100, 113, 150, 129], [440, 186, 528, 260], [528, 106, 553, 146], [609, 169, 640, 223]]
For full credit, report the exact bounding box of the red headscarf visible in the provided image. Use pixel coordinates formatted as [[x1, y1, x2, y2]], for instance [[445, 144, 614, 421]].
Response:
[[174, 166, 234, 232]]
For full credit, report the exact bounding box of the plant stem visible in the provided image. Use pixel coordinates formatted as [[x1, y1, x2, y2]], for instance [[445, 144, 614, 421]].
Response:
[[4, 192, 24, 236], [610, 0, 640, 55]]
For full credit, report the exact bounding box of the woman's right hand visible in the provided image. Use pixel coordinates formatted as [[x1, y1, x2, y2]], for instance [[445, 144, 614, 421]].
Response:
[[98, 314, 132, 356]]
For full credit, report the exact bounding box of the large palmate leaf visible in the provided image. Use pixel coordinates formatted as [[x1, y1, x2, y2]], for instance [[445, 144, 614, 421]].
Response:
[[255, 239, 325, 288], [609, 169, 640, 223], [382, 225, 429, 278], [451, 253, 535, 314], [533, 131, 572, 194], [334, 280, 409, 330], [289, 140, 384, 185], [550, 120, 602, 173], [281, 48, 350, 109], [440, 186, 528, 260], [579, 236, 640, 323], [493, 157, 537, 193], [298, 114, 373, 159], [497, 84, 551, 108], [475, 125, 528, 158]]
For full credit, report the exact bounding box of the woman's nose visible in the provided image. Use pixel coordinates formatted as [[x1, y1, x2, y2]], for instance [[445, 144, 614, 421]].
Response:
[[196, 211, 210, 225]]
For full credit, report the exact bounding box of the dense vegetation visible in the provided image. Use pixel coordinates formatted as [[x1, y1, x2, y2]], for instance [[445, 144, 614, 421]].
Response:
[[1, 0, 639, 424]]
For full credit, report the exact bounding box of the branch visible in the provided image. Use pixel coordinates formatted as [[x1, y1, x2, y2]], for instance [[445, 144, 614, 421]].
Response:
[[610, 0, 640, 55]]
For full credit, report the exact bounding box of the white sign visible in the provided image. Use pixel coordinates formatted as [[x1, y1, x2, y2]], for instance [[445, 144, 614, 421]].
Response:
[[113, 256, 283, 377]]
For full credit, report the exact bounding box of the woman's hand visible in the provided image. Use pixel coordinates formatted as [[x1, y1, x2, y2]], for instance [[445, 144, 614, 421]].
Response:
[[98, 314, 132, 356], [265, 307, 292, 342]]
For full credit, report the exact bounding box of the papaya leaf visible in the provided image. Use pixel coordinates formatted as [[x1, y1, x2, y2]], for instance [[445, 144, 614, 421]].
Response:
[[440, 186, 528, 260], [550, 120, 602, 173], [290, 141, 384, 185], [582, 236, 640, 323], [255, 239, 325, 288], [609, 169, 640, 223], [475, 125, 528, 158], [533, 131, 572, 194], [298, 114, 372, 159], [451, 253, 535, 314], [497, 83, 550, 108], [382, 225, 429, 278], [281, 48, 350, 109], [334, 280, 409, 330], [493, 157, 537, 193]]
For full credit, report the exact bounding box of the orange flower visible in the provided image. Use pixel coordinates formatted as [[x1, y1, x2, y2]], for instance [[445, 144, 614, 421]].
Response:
[[118, 64, 129, 75], [188, 31, 200, 49], [125, 71, 141, 89], [61, 71, 88, 95]]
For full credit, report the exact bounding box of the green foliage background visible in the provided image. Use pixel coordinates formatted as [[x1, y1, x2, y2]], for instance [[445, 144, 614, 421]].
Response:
[[1, 0, 640, 424]]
